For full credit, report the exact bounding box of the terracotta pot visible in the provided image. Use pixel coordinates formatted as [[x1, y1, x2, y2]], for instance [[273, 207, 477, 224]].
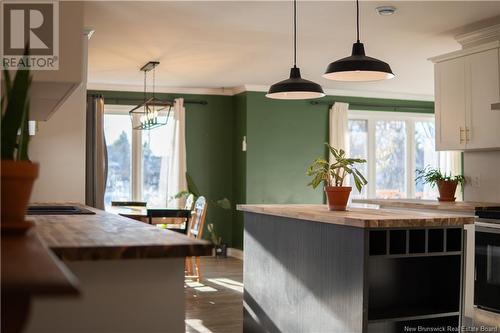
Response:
[[1, 160, 39, 232], [437, 180, 458, 202], [325, 186, 352, 211]]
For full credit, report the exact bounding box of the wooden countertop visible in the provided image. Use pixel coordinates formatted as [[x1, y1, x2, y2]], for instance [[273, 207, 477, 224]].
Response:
[[30, 205, 213, 261], [352, 199, 499, 212], [1, 232, 80, 295], [237, 204, 474, 228]]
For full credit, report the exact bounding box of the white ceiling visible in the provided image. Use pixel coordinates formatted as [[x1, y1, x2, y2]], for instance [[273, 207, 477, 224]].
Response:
[[85, 1, 500, 99]]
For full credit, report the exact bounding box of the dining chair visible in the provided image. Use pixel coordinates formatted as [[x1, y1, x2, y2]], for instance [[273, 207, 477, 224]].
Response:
[[185, 196, 208, 280], [147, 194, 196, 232]]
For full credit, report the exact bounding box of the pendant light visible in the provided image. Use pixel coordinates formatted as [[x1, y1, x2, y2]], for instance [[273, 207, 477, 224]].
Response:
[[266, 0, 325, 100], [129, 61, 172, 130], [323, 0, 395, 82]]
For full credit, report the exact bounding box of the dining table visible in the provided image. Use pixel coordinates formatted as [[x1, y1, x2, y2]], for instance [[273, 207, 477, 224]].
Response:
[[107, 205, 192, 234]]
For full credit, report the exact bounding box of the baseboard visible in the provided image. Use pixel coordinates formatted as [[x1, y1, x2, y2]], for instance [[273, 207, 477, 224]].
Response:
[[227, 247, 243, 260]]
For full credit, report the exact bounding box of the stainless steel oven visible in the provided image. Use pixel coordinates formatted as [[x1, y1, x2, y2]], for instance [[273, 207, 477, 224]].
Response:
[[475, 208, 500, 314]]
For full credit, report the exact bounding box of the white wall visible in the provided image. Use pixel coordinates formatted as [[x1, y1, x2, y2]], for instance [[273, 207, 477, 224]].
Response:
[[463, 151, 500, 202], [29, 83, 86, 203], [29, 30, 88, 204]]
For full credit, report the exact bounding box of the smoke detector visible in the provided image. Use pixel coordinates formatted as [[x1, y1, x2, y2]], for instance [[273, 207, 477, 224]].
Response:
[[376, 6, 397, 16]]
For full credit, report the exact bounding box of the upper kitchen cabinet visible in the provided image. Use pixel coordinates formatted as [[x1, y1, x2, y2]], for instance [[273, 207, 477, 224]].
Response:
[[3, 2, 84, 121], [430, 42, 500, 151]]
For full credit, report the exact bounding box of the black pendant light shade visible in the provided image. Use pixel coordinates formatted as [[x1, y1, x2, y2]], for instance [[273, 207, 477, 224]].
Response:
[[266, 0, 325, 100], [266, 67, 325, 100], [323, 0, 394, 82], [323, 42, 394, 81]]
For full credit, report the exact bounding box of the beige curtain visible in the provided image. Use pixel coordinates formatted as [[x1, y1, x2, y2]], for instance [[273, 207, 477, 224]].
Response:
[[163, 98, 187, 208], [328, 102, 349, 163], [85, 94, 106, 209]]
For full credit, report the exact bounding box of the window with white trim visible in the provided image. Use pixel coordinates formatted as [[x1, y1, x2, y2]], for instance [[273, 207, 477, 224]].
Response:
[[347, 111, 439, 200], [103, 104, 174, 207]]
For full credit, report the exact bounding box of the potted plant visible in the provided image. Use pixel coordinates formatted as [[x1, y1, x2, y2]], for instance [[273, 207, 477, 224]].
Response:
[[307, 144, 367, 211], [207, 223, 227, 258], [415, 166, 465, 202], [1, 58, 38, 233]]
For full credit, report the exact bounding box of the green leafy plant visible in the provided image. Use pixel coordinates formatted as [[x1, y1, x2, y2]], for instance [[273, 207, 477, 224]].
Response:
[[173, 172, 232, 210], [415, 166, 465, 187], [207, 223, 222, 246], [1, 48, 32, 161], [306, 143, 368, 192]]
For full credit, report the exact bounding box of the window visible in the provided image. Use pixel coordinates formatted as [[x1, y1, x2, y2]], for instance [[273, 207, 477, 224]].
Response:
[[104, 113, 132, 205], [104, 105, 174, 207], [348, 120, 368, 199], [348, 111, 439, 199]]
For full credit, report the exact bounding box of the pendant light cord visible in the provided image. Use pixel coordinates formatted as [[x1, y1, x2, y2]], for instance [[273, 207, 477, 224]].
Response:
[[293, 0, 297, 68], [143, 70, 147, 102], [356, 0, 360, 42]]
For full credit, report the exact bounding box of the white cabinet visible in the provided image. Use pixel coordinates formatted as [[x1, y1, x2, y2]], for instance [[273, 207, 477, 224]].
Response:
[[467, 48, 500, 149], [431, 42, 500, 151], [1, 2, 84, 121], [434, 56, 467, 150]]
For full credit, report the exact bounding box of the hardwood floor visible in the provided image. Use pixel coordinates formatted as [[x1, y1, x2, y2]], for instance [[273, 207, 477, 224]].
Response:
[[185, 257, 243, 333]]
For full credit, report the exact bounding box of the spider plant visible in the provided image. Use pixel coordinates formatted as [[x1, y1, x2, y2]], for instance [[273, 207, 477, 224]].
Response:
[[415, 166, 465, 187]]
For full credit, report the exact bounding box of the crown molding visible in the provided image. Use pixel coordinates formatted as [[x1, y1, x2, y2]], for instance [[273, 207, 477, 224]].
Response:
[[428, 40, 500, 63], [234, 84, 434, 101], [455, 23, 500, 48], [87, 83, 236, 96], [87, 83, 434, 101]]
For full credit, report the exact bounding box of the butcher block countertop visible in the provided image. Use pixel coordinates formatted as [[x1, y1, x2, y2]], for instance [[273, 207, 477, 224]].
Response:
[[1, 232, 80, 295], [352, 199, 500, 213], [30, 205, 213, 261], [237, 204, 474, 228]]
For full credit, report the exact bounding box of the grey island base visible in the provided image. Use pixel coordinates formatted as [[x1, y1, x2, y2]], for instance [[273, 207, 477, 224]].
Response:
[[237, 204, 474, 333]]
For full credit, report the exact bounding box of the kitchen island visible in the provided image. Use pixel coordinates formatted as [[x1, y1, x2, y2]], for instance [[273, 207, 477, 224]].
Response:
[[238, 204, 474, 333], [23, 205, 212, 333]]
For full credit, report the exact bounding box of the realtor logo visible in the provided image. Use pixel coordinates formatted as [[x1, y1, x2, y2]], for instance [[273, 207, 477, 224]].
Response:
[[1, 1, 59, 70]]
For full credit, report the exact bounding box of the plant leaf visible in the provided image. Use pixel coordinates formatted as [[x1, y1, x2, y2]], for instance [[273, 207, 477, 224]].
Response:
[[186, 172, 201, 197], [1, 48, 31, 160]]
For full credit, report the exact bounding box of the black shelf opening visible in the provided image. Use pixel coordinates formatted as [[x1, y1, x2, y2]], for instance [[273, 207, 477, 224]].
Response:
[[368, 256, 461, 321], [368, 315, 459, 333]]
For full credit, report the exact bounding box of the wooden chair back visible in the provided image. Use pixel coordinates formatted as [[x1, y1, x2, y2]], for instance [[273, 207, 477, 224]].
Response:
[[188, 196, 207, 239], [184, 194, 195, 211]]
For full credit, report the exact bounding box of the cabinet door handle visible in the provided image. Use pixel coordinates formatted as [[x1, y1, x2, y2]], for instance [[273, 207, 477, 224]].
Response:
[[459, 127, 465, 144], [465, 127, 470, 143]]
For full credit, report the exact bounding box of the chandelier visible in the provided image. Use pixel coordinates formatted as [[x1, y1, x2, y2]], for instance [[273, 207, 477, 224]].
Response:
[[129, 61, 172, 130]]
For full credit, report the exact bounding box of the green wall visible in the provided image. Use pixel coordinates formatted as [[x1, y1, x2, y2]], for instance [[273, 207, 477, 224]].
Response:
[[88, 90, 235, 247], [230, 91, 434, 249], [89, 89, 434, 250]]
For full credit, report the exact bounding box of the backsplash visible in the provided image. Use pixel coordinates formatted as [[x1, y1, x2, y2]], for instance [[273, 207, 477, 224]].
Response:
[[463, 151, 500, 202]]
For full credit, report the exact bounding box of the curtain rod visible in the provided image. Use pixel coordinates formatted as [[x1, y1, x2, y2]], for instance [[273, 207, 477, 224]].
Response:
[[103, 97, 208, 106], [310, 100, 433, 112]]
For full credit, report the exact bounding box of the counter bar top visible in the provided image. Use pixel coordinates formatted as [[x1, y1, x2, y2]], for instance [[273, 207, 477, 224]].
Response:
[[31, 205, 213, 261], [237, 204, 474, 228], [352, 199, 499, 213], [1, 233, 80, 295]]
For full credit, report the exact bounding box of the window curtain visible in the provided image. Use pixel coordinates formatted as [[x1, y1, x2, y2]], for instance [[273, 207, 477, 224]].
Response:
[[160, 98, 187, 208], [439, 151, 463, 200], [328, 102, 349, 163], [85, 94, 107, 209]]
